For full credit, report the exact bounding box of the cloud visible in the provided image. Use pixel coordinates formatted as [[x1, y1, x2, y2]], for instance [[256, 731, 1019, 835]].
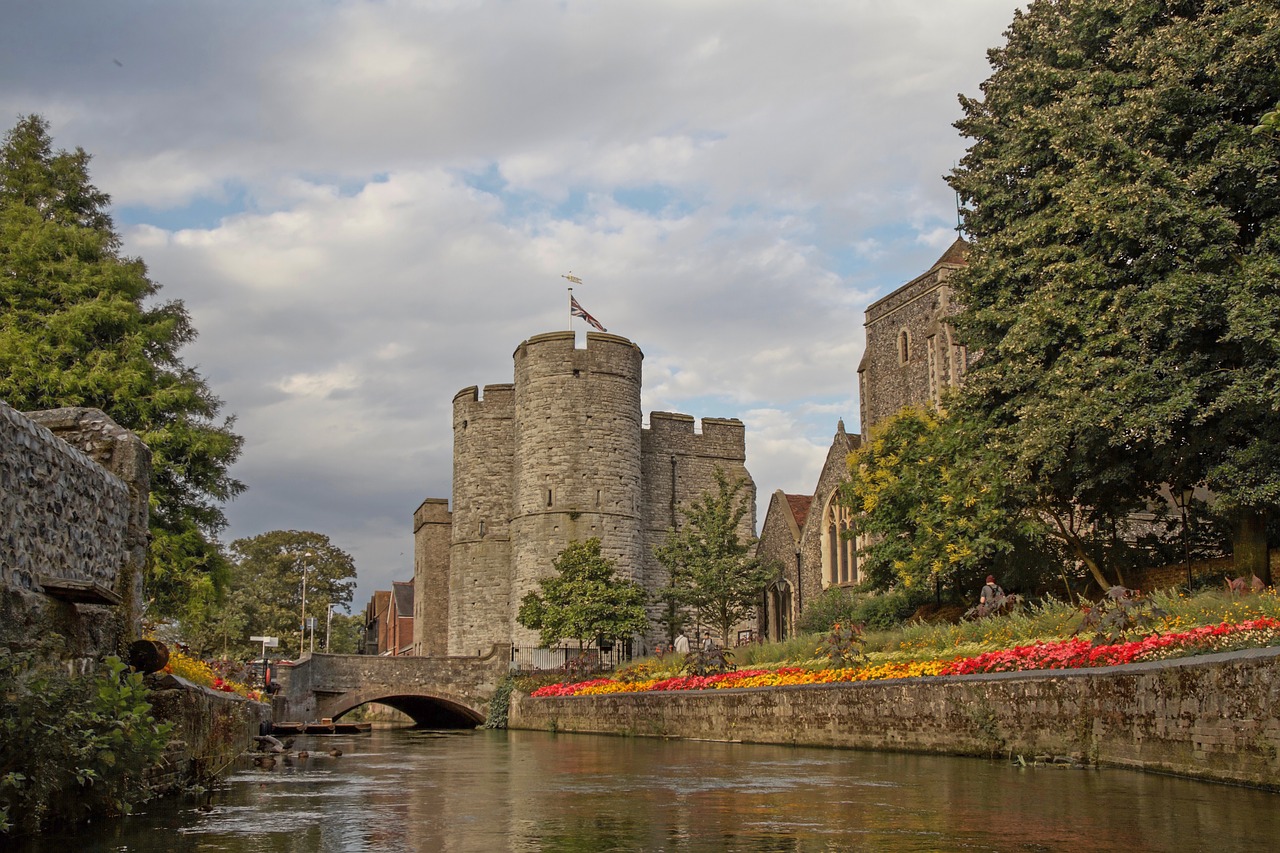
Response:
[[4, 0, 1023, 604]]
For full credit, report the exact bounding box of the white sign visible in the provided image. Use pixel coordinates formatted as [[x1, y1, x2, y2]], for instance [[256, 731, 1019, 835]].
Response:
[[250, 636, 280, 647]]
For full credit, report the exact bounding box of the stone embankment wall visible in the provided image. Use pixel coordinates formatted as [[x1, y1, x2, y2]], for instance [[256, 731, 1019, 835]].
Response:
[[509, 647, 1280, 790], [148, 685, 271, 792], [0, 401, 150, 664]]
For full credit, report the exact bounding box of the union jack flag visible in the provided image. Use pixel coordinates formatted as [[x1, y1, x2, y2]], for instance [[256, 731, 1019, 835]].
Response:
[[570, 295, 607, 332]]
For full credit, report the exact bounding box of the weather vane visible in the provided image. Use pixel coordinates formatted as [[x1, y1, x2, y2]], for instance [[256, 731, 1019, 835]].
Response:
[[561, 272, 606, 332]]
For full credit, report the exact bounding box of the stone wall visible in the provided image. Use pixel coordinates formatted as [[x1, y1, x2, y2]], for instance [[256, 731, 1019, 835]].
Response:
[[0, 401, 150, 663], [509, 647, 1280, 790], [640, 412, 755, 645], [1128, 552, 1280, 594], [147, 684, 270, 792]]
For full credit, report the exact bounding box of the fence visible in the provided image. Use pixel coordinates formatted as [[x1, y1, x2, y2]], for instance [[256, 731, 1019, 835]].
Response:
[[510, 643, 634, 673]]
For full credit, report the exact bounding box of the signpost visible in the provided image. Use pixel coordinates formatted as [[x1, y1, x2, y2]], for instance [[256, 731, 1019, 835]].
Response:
[[250, 635, 279, 690]]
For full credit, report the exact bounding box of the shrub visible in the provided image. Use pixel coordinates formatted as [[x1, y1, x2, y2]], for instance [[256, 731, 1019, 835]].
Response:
[[796, 587, 860, 633], [0, 653, 173, 836]]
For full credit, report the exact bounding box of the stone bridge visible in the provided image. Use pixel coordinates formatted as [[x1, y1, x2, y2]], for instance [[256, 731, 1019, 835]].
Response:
[[274, 645, 511, 728]]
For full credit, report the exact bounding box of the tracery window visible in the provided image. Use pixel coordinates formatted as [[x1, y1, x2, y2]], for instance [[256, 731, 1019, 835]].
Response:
[[821, 493, 857, 587]]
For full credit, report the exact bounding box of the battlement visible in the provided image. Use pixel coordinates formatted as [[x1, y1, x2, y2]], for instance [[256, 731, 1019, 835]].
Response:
[[646, 411, 696, 434], [453, 384, 515, 413], [414, 497, 451, 532], [514, 330, 643, 380], [642, 413, 747, 461]]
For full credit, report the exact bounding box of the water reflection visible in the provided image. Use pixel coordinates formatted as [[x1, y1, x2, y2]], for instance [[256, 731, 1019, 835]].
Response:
[[13, 727, 1279, 852]]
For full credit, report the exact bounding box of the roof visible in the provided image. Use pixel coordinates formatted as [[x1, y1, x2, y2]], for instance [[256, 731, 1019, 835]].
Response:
[[934, 236, 970, 268], [392, 580, 414, 617], [786, 494, 813, 530]]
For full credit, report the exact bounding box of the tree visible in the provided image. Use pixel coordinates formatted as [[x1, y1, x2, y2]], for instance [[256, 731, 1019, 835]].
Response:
[[0, 115, 245, 614], [654, 469, 772, 645], [516, 539, 649, 649], [183, 530, 356, 660], [841, 404, 1059, 599], [948, 0, 1280, 585], [325, 611, 364, 655]]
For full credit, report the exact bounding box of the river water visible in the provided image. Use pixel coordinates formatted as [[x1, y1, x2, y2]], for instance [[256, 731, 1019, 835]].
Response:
[[13, 726, 1280, 852]]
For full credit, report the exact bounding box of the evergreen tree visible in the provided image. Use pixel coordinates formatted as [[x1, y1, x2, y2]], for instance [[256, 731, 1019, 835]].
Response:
[[948, 0, 1280, 584], [0, 115, 244, 613], [516, 539, 649, 650], [654, 469, 772, 645]]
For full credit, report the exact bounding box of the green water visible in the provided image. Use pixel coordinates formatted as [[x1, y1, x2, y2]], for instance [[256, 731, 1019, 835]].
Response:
[[12, 726, 1279, 851]]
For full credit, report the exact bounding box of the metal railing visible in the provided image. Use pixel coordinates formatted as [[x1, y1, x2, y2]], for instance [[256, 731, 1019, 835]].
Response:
[[509, 643, 633, 673]]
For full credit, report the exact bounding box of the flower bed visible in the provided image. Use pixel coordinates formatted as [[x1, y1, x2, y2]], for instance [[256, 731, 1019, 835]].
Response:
[[163, 650, 263, 702], [529, 617, 1280, 698]]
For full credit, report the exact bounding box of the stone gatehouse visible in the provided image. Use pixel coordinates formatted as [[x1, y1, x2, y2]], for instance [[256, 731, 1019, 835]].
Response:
[[413, 330, 756, 656]]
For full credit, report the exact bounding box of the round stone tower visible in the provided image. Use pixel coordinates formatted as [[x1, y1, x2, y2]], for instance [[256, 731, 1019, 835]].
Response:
[[448, 383, 515, 655], [509, 331, 644, 646]]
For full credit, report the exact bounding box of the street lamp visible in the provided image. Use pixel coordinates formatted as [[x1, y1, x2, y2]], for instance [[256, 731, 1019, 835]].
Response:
[[325, 602, 339, 652], [1175, 487, 1195, 591], [298, 551, 314, 658]]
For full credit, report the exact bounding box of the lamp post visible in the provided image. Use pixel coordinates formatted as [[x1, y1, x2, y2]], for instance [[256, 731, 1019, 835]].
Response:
[[325, 602, 338, 652], [1176, 487, 1194, 591], [298, 551, 314, 658]]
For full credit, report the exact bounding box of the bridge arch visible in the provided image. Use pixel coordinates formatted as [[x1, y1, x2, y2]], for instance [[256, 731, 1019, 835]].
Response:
[[320, 687, 485, 728]]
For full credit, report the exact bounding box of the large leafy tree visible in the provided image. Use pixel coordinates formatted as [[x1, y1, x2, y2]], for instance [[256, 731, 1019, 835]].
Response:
[[841, 404, 1060, 598], [184, 530, 357, 660], [654, 469, 772, 645], [948, 0, 1280, 585], [516, 538, 649, 649], [0, 115, 245, 613]]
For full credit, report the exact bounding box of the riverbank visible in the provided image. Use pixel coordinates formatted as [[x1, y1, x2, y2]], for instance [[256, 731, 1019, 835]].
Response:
[[147, 679, 271, 794], [508, 645, 1280, 790]]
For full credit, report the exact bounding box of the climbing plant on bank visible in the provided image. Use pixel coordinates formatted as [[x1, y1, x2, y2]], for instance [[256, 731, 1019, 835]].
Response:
[[0, 652, 172, 837]]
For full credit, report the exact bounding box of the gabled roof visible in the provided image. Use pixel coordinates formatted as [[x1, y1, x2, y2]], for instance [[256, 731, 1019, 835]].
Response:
[[933, 236, 970, 268], [392, 580, 414, 617], [786, 494, 814, 530]]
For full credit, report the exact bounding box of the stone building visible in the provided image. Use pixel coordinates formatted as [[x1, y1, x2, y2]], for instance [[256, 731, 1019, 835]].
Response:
[[414, 330, 755, 656], [758, 239, 969, 638], [858, 238, 970, 435], [363, 581, 414, 656], [757, 422, 860, 640]]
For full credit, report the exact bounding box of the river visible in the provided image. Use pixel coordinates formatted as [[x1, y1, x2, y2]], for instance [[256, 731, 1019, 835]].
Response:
[[12, 726, 1280, 852]]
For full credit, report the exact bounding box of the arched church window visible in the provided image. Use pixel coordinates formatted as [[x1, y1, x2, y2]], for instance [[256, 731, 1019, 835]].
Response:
[[820, 492, 857, 587], [899, 329, 911, 364]]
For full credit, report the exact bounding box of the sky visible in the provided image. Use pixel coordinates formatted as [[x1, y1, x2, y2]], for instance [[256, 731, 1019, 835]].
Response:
[[2, 0, 1024, 612]]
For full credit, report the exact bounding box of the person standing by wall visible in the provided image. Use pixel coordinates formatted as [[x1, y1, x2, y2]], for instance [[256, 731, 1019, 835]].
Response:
[[979, 575, 1004, 610]]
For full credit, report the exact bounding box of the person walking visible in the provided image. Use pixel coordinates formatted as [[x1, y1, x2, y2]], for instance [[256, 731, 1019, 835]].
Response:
[[673, 631, 690, 654]]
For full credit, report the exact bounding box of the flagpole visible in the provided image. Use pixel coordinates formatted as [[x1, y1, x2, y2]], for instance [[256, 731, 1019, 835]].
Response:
[[567, 286, 573, 330]]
